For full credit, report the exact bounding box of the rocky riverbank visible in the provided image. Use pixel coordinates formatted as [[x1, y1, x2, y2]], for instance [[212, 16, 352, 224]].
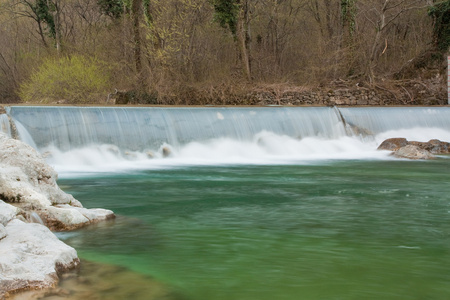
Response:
[[0, 133, 115, 299], [106, 78, 447, 106]]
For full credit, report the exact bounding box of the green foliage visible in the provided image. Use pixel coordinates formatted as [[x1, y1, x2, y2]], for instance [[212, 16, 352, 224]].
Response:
[[142, 0, 153, 24], [33, 0, 56, 39], [97, 0, 125, 19], [341, 0, 356, 35], [210, 0, 239, 36], [19, 55, 110, 103], [428, 1, 450, 52]]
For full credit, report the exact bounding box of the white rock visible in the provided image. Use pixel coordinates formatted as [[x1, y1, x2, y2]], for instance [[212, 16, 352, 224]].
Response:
[[0, 133, 111, 232], [0, 219, 79, 296], [0, 224, 6, 240], [42, 205, 90, 230], [0, 133, 75, 206], [0, 166, 52, 207], [0, 132, 114, 297], [39, 205, 115, 231], [74, 206, 115, 222], [0, 200, 19, 226]]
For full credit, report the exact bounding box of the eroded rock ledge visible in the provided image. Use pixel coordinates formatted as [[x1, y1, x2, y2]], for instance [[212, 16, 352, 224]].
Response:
[[0, 133, 115, 298]]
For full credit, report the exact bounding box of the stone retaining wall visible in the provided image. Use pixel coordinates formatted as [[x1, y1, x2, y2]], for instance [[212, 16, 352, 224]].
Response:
[[1, 81, 447, 106], [252, 87, 446, 106]]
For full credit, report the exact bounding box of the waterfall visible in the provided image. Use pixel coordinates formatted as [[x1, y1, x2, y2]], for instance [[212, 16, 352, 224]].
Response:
[[0, 113, 11, 137], [339, 107, 450, 142], [4, 106, 450, 174], [339, 107, 450, 133], [7, 106, 347, 151]]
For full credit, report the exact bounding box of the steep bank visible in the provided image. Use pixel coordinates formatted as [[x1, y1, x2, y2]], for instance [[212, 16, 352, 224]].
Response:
[[0, 133, 115, 298]]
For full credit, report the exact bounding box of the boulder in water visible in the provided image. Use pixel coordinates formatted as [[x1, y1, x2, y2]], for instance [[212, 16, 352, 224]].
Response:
[[378, 138, 449, 159], [408, 139, 450, 154], [392, 145, 435, 160], [377, 138, 408, 151], [162, 146, 172, 158]]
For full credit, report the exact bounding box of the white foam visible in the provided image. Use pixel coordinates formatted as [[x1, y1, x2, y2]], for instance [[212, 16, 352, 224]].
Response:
[[43, 131, 394, 177]]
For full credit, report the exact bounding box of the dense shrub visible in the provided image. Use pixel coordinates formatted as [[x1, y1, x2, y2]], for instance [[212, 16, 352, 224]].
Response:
[[19, 55, 110, 103]]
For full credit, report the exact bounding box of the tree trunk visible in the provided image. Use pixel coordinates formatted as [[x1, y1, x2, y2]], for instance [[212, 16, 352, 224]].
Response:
[[367, 0, 389, 85], [131, 0, 143, 77], [341, 0, 357, 76], [52, 0, 62, 53], [236, 0, 251, 81]]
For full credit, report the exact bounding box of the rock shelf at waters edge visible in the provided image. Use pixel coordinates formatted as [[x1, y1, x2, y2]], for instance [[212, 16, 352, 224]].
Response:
[[0, 132, 115, 299]]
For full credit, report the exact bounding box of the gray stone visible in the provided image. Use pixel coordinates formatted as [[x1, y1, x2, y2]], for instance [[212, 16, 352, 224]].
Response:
[[393, 145, 435, 160]]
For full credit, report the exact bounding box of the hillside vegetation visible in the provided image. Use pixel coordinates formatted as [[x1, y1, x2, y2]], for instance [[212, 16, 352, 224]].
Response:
[[0, 0, 449, 105]]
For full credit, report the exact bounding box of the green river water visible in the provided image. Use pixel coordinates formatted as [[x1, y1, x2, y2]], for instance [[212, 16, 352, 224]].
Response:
[[56, 159, 450, 300]]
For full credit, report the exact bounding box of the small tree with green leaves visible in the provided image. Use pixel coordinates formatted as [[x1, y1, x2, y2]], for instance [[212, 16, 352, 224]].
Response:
[[19, 55, 110, 103]]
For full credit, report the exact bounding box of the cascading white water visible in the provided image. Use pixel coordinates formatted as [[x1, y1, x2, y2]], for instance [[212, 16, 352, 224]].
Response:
[[0, 114, 11, 137], [7, 106, 347, 150], [338, 107, 450, 148], [5, 106, 450, 175]]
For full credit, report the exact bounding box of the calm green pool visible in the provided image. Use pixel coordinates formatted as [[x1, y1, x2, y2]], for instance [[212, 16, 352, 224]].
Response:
[[58, 159, 450, 300]]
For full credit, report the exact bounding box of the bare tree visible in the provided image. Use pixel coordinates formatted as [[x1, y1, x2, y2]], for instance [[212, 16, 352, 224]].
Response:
[[360, 0, 429, 83]]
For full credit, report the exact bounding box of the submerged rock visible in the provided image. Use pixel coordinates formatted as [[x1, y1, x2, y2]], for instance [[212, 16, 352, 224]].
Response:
[[15, 260, 184, 300]]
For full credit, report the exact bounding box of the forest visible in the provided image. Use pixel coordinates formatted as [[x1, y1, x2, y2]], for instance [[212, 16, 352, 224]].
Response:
[[0, 0, 449, 105]]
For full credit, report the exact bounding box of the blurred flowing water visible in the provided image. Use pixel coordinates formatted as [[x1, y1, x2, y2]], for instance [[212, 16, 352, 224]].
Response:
[[4, 106, 450, 299], [56, 161, 450, 300]]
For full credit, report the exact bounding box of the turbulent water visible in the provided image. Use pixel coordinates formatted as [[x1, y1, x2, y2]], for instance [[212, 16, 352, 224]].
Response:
[[2, 106, 450, 299]]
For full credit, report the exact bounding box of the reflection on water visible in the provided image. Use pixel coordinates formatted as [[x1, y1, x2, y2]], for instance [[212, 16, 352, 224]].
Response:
[[55, 161, 450, 300]]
